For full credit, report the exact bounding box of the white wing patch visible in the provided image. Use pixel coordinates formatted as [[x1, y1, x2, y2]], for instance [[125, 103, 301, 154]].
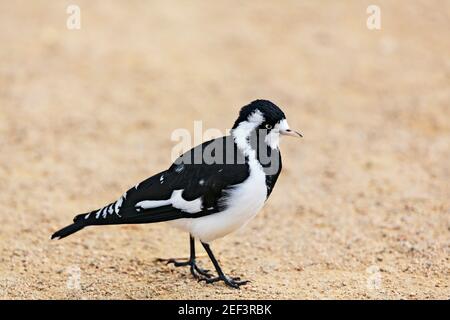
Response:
[[135, 189, 202, 214]]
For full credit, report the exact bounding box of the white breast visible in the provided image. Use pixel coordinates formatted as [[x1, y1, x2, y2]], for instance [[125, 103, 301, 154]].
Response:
[[168, 157, 267, 243], [168, 112, 269, 242]]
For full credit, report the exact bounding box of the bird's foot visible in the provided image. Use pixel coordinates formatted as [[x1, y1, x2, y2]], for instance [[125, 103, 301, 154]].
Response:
[[156, 258, 213, 279], [198, 274, 250, 289], [190, 263, 213, 279]]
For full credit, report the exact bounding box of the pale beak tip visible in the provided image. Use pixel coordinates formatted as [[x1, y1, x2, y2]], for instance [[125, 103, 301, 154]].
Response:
[[283, 129, 303, 138]]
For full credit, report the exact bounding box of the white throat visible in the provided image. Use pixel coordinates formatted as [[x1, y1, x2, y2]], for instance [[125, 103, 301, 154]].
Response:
[[264, 119, 289, 150]]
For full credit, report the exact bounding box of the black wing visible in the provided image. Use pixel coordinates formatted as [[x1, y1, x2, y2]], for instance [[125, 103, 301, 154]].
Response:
[[77, 136, 250, 226]]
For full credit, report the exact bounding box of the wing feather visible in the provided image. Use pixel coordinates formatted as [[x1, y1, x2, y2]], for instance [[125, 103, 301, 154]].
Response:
[[80, 136, 250, 226]]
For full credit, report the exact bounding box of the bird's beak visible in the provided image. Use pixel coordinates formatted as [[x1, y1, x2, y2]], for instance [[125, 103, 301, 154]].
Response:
[[280, 129, 303, 138]]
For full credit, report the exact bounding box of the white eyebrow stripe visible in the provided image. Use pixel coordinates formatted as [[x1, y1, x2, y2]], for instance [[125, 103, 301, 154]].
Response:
[[247, 110, 264, 123]]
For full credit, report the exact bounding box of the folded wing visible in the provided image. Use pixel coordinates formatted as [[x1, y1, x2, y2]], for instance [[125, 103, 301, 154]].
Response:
[[78, 136, 250, 226]]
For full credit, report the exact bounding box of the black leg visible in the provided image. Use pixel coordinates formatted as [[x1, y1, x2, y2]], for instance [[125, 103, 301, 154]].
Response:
[[157, 235, 212, 279], [199, 242, 249, 289]]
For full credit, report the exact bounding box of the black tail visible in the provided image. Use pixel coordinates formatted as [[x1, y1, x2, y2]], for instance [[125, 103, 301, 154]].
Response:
[[51, 202, 188, 240], [51, 222, 85, 240]]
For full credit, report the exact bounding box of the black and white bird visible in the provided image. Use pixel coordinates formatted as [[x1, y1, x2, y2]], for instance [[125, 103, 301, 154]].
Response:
[[52, 99, 302, 288]]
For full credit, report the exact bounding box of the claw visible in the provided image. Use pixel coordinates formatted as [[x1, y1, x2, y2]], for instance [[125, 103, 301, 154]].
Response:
[[198, 275, 249, 289], [158, 257, 213, 280], [193, 264, 213, 278]]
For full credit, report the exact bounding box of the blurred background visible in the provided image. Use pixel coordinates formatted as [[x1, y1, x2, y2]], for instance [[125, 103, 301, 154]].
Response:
[[0, 0, 448, 299]]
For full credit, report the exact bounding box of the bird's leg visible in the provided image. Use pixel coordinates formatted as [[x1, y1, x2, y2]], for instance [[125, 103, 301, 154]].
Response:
[[198, 242, 250, 289], [157, 235, 212, 279]]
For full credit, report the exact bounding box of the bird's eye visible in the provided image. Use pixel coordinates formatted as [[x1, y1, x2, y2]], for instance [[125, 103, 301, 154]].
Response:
[[265, 124, 273, 130]]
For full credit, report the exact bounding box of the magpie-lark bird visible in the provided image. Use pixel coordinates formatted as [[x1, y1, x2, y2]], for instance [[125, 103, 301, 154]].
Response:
[[52, 99, 302, 288]]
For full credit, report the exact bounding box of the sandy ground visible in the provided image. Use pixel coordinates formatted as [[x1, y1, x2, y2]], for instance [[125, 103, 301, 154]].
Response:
[[0, 0, 449, 299]]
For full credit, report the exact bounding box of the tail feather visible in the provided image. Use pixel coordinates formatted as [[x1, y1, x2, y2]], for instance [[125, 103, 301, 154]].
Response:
[[51, 222, 85, 240], [51, 202, 187, 240]]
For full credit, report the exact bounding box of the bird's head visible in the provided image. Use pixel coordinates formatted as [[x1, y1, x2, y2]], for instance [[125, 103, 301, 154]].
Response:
[[232, 100, 302, 150]]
